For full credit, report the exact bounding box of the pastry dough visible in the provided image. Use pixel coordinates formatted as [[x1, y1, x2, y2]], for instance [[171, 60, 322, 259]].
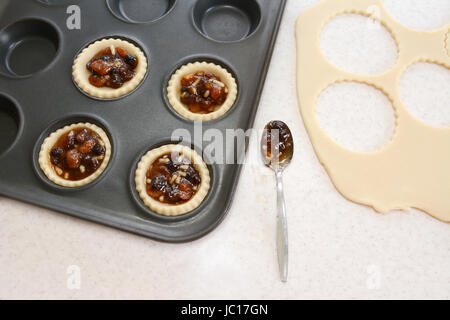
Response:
[[72, 38, 147, 99], [167, 62, 238, 121], [446, 29, 450, 57], [296, 0, 450, 221], [39, 123, 112, 188], [135, 144, 210, 216]]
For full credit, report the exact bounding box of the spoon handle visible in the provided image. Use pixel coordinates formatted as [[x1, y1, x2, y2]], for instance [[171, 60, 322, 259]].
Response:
[[275, 170, 288, 282]]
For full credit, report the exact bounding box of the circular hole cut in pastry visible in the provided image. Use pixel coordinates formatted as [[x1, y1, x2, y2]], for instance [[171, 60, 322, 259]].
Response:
[[320, 14, 398, 75], [382, 0, 450, 31], [39, 122, 112, 188], [399, 62, 450, 128], [167, 61, 238, 121], [135, 144, 210, 216], [316, 81, 396, 153], [72, 38, 147, 99]]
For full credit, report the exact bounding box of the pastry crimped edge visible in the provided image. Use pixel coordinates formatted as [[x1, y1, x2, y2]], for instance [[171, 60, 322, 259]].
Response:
[[72, 38, 147, 99], [135, 144, 210, 216], [167, 62, 238, 121], [39, 123, 112, 188]]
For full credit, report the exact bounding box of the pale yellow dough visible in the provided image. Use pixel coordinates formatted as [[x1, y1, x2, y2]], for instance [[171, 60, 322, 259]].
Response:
[[295, 0, 450, 222], [72, 38, 147, 99], [446, 29, 450, 57], [135, 144, 210, 216], [39, 123, 112, 188], [167, 62, 238, 121]]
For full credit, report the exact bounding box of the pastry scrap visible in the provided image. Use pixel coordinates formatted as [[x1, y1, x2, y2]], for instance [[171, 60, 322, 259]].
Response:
[[167, 62, 238, 121], [296, 0, 450, 221], [135, 144, 210, 216], [39, 123, 111, 187], [73, 38, 147, 99]]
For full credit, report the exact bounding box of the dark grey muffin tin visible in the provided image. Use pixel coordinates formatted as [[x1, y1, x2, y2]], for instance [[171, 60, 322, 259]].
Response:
[[0, 0, 286, 242]]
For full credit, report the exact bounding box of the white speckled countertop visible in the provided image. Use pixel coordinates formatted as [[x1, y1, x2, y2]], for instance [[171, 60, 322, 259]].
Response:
[[1, 0, 449, 299]]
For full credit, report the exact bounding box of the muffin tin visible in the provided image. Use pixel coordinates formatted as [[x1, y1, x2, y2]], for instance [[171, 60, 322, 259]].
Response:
[[0, 0, 286, 242]]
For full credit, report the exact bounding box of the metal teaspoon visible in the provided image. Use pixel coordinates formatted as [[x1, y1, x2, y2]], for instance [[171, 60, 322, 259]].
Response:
[[261, 120, 294, 282]]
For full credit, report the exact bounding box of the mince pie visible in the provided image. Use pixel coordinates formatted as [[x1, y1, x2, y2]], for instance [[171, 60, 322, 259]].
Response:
[[73, 38, 147, 99], [167, 62, 237, 121], [39, 123, 111, 187], [135, 144, 210, 216]]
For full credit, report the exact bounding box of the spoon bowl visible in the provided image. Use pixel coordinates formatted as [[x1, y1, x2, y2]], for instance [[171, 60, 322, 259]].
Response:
[[261, 120, 294, 171]]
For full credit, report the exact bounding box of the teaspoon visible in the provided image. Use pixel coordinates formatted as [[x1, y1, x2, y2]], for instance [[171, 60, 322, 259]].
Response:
[[261, 120, 294, 282]]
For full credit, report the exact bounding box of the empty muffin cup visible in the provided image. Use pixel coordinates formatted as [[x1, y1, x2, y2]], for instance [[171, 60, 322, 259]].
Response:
[[36, 0, 76, 5], [0, 18, 60, 77], [193, 0, 261, 42], [107, 0, 177, 24], [0, 94, 22, 156]]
